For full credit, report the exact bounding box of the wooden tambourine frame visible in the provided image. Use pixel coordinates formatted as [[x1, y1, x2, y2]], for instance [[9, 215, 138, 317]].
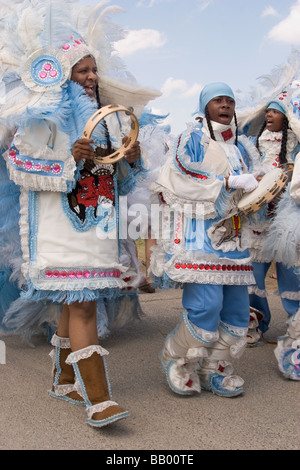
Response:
[[237, 163, 294, 215], [81, 104, 139, 164]]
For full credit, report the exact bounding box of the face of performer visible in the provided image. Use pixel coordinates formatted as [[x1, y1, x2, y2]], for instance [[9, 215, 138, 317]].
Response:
[[265, 108, 285, 132], [206, 96, 235, 125], [71, 56, 98, 98]]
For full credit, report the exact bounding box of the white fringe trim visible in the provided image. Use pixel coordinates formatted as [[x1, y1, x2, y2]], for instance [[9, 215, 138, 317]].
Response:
[[86, 400, 120, 420], [50, 334, 70, 349], [66, 345, 109, 364]]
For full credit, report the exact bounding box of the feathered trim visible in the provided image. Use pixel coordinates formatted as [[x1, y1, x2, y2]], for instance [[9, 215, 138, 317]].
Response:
[[260, 185, 300, 267], [237, 50, 300, 137], [0, 1, 161, 125], [2, 297, 59, 345], [20, 281, 122, 305], [0, 268, 20, 332], [97, 292, 144, 338]]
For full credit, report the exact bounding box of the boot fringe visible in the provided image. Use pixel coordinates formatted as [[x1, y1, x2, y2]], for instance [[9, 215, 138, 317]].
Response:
[[50, 334, 71, 349], [66, 345, 109, 364]]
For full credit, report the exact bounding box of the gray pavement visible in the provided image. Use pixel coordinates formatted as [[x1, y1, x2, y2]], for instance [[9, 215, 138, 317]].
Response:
[[0, 277, 299, 451]]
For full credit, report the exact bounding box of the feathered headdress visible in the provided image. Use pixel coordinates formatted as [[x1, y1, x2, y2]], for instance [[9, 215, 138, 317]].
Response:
[[237, 50, 300, 140], [0, 0, 160, 129]]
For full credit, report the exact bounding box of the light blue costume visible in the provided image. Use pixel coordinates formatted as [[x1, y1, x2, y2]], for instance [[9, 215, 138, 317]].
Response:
[[248, 95, 300, 380], [151, 83, 258, 397], [246, 100, 300, 341]]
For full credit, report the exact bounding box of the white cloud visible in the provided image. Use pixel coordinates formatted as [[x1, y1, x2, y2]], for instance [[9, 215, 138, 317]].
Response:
[[161, 77, 188, 97], [196, 0, 214, 12], [136, 0, 174, 7], [114, 29, 167, 56], [182, 83, 203, 98], [268, 0, 300, 44], [261, 6, 279, 18], [137, 0, 156, 6], [161, 77, 202, 99]]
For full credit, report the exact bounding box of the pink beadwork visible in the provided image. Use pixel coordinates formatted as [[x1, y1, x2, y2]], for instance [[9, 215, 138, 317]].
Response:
[[52, 164, 62, 174], [9, 146, 63, 176], [43, 269, 121, 280]]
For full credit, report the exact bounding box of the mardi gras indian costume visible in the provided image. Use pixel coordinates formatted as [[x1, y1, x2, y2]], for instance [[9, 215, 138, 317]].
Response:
[[149, 82, 260, 398], [237, 55, 300, 380], [0, 0, 169, 426], [0, 0, 166, 334]]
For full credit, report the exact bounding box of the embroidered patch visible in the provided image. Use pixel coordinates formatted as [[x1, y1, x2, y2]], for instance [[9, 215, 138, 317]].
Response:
[[221, 128, 233, 141], [30, 54, 64, 88], [67, 160, 115, 224]]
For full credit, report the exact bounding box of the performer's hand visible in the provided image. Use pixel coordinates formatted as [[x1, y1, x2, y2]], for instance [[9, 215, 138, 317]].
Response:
[[227, 174, 259, 192], [72, 138, 95, 163], [123, 136, 141, 165]]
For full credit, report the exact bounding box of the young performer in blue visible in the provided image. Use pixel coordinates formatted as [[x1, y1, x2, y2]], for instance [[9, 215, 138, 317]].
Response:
[[254, 95, 300, 380], [244, 98, 300, 346], [150, 82, 259, 397]]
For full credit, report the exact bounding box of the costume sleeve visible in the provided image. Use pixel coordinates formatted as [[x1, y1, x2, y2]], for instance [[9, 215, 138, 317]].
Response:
[[153, 128, 227, 219], [4, 120, 77, 192], [290, 151, 300, 204], [117, 156, 145, 196]]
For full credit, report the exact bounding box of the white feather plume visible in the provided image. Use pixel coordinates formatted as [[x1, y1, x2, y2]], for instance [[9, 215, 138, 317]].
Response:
[[237, 50, 300, 136]]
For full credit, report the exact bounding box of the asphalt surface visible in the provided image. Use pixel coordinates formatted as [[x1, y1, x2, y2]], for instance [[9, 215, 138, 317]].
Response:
[[0, 275, 299, 451]]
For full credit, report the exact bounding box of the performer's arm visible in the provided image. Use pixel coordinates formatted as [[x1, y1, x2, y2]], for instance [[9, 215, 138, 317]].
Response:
[[5, 120, 77, 192]]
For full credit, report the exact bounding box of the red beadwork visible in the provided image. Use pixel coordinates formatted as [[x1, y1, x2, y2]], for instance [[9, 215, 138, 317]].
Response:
[[175, 263, 252, 272]]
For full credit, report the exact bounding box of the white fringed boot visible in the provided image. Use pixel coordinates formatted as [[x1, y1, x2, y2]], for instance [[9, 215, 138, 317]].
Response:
[[274, 309, 300, 381], [159, 311, 218, 395], [199, 322, 247, 397]]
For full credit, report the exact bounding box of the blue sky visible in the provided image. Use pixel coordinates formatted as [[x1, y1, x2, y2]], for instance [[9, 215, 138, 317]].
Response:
[[80, 0, 300, 134]]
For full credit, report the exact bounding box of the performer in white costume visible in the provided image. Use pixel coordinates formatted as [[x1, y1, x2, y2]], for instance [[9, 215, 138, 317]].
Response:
[[0, 0, 162, 427], [238, 57, 300, 380], [150, 82, 259, 397]]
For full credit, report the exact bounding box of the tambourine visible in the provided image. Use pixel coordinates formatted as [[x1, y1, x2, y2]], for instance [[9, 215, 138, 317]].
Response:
[[237, 164, 294, 215], [81, 104, 139, 164]]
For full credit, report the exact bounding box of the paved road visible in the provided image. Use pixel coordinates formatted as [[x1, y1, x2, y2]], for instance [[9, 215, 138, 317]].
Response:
[[0, 277, 299, 451]]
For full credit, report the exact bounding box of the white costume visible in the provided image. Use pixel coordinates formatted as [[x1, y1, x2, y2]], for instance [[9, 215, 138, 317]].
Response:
[[0, 0, 167, 427], [238, 60, 300, 379]]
